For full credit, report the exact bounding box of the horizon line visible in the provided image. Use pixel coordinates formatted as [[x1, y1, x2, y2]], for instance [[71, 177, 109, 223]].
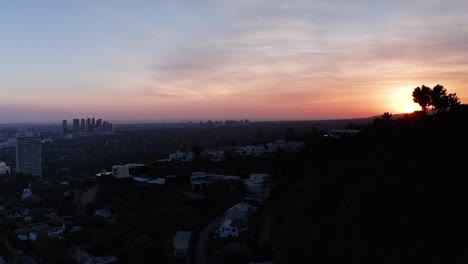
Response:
[[0, 114, 405, 126]]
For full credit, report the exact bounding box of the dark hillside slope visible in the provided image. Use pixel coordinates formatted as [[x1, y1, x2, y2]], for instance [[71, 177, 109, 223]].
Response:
[[257, 111, 468, 263]]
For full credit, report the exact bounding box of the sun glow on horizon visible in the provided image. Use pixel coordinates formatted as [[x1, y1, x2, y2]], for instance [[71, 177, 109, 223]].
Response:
[[388, 87, 422, 114], [403, 103, 420, 113]]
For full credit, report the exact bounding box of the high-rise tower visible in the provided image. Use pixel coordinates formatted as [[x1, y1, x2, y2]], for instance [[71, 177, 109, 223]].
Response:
[[16, 131, 42, 176], [73, 119, 80, 133], [62, 120, 68, 134]]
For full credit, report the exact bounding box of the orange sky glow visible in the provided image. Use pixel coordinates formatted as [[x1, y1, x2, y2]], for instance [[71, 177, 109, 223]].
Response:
[[1, 1, 467, 123]]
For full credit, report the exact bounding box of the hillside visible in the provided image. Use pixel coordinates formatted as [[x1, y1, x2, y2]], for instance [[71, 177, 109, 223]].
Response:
[[255, 110, 468, 263]]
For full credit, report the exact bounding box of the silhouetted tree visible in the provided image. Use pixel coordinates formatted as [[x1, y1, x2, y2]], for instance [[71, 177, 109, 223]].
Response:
[[192, 145, 203, 160], [285, 128, 297, 141], [382, 112, 392, 120], [430, 84, 449, 113], [412, 85, 432, 113], [413, 84, 461, 114], [447, 93, 461, 111]]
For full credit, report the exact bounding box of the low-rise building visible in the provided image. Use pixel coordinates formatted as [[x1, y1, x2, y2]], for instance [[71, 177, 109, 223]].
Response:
[[14, 227, 33, 241], [326, 129, 361, 138], [48, 225, 66, 237], [201, 149, 226, 161], [29, 232, 38, 241], [133, 176, 150, 186], [249, 173, 271, 183], [94, 209, 111, 218], [32, 223, 50, 232], [216, 219, 246, 238], [18, 233, 29, 241], [71, 226, 83, 232], [0, 161, 10, 175], [147, 178, 166, 188], [173, 231, 192, 257], [72, 247, 118, 264], [235, 145, 266, 157], [169, 151, 194, 161], [190, 172, 241, 191], [21, 188, 32, 200], [244, 173, 271, 198], [112, 163, 146, 178]]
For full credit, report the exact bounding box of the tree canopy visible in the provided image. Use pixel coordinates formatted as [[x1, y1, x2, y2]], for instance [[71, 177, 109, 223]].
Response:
[[412, 84, 460, 113]]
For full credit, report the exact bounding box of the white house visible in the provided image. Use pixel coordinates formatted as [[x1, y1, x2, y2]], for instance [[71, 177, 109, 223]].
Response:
[[96, 172, 113, 177], [29, 232, 38, 241], [205, 174, 241, 181], [0, 161, 10, 175], [173, 231, 192, 257], [21, 188, 32, 200], [190, 172, 241, 191], [169, 151, 194, 161], [72, 248, 118, 264], [14, 227, 33, 240], [191, 172, 210, 192], [224, 209, 249, 224], [266, 140, 285, 153], [222, 202, 257, 231], [244, 173, 271, 198], [94, 209, 111, 218], [249, 173, 271, 184], [244, 182, 262, 197], [17, 234, 29, 241], [147, 178, 166, 188], [230, 202, 258, 213], [327, 129, 361, 138], [32, 224, 50, 232], [48, 225, 66, 237], [112, 163, 146, 178], [133, 176, 150, 185], [216, 219, 246, 238], [201, 149, 226, 161]]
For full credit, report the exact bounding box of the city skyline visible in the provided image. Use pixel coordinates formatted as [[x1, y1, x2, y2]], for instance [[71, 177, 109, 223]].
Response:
[[1, 1, 467, 123]]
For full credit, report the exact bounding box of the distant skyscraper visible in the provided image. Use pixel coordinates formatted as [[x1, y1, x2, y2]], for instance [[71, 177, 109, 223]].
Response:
[[80, 119, 85, 132], [62, 120, 68, 134], [73, 119, 80, 133], [96, 119, 102, 128], [85, 118, 90, 132], [16, 131, 42, 177], [90, 117, 95, 132]]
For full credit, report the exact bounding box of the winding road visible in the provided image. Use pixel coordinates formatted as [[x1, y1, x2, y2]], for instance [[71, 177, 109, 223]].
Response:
[[195, 216, 222, 264]]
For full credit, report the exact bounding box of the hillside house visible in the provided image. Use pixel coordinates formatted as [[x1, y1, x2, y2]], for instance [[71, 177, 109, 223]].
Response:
[[191, 172, 241, 191], [48, 225, 66, 237], [216, 219, 246, 238], [169, 151, 194, 161], [173, 231, 192, 257]]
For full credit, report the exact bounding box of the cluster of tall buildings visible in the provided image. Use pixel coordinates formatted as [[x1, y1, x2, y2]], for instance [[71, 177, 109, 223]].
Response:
[[62, 117, 116, 134], [10, 117, 116, 178]]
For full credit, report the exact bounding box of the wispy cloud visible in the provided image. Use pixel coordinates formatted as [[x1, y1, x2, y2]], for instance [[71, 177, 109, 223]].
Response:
[[139, 0, 468, 113], [1, 0, 467, 121]]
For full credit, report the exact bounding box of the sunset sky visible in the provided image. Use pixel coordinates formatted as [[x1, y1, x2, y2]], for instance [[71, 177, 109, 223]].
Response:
[[1, 0, 467, 123]]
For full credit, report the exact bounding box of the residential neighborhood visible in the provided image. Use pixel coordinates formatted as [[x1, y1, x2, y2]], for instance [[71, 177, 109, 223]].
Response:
[[0, 115, 378, 263]]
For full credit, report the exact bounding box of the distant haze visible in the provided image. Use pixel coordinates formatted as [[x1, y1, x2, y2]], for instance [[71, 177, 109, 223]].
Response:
[[1, 1, 467, 123]]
